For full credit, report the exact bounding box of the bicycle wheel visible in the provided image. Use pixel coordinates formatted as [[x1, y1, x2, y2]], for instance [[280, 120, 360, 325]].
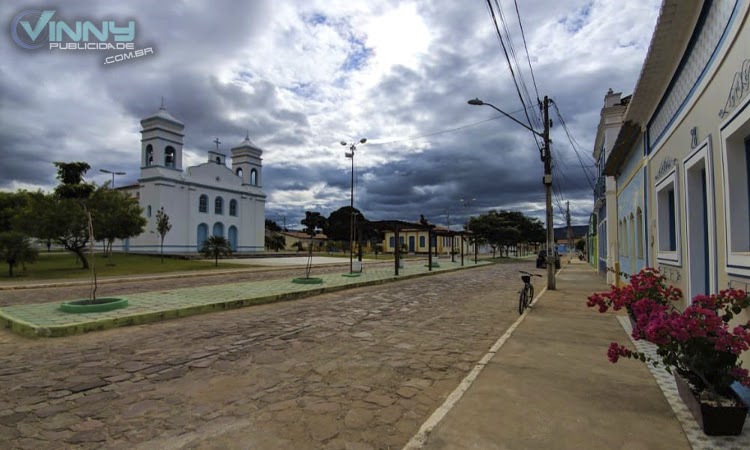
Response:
[[528, 285, 535, 305], [518, 289, 527, 315]]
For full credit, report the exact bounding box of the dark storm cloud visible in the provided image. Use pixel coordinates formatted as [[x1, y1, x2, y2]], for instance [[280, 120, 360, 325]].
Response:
[[0, 0, 659, 229]]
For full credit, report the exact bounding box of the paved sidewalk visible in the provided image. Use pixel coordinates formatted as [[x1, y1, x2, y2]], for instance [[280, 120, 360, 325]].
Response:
[[0, 260, 486, 337], [412, 259, 692, 449]]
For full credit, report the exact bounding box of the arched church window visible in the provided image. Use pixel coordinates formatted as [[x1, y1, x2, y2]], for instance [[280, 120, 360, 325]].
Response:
[[229, 199, 237, 216], [215, 197, 224, 215], [212, 222, 224, 238], [146, 144, 153, 166], [236, 168, 243, 178], [216, 157, 221, 165], [199, 195, 208, 213], [165, 146, 176, 168], [250, 169, 258, 186]]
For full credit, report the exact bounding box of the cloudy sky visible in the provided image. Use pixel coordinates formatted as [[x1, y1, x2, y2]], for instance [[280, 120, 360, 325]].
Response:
[[0, 0, 660, 230]]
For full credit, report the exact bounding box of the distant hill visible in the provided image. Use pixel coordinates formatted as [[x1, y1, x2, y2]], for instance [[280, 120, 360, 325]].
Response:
[[554, 225, 588, 241]]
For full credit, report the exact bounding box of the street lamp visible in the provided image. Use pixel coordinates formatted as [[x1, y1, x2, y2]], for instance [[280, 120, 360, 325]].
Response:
[[341, 138, 367, 274], [100, 169, 126, 189], [468, 96, 556, 289]]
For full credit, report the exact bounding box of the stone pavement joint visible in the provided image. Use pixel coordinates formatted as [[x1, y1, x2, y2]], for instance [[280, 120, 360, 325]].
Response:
[[0, 261, 488, 338]]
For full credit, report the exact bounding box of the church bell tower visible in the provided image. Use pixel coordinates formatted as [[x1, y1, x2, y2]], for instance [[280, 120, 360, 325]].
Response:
[[140, 99, 185, 174], [231, 131, 263, 187]]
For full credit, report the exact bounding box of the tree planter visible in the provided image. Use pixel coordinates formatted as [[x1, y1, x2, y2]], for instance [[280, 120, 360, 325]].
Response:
[[292, 277, 323, 285], [60, 298, 128, 313], [674, 371, 748, 436]]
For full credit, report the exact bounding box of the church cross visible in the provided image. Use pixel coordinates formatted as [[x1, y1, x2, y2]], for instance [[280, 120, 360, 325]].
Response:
[[213, 137, 221, 150]]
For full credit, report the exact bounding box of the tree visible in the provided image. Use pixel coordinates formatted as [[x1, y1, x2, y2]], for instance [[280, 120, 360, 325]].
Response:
[[265, 233, 286, 251], [17, 163, 96, 269], [0, 232, 38, 277], [200, 236, 233, 267], [301, 211, 327, 278], [468, 210, 535, 258], [0, 191, 28, 232], [575, 238, 586, 253], [17, 191, 91, 268], [155, 207, 172, 263], [324, 206, 364, 242], [265, 219, 282, 232], [89, 186, 147, 257], [53, 162, 95, 200]]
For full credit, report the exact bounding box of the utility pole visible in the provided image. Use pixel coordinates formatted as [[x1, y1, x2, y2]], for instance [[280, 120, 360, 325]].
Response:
[[566, 201, 573, 262], [341, 138, 366, 274], [467, 96, 555, 288], [543, 96, 556, 289]]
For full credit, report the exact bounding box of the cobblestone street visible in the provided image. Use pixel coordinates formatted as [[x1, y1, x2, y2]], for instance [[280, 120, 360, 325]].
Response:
[[0, 261, 541, 449]]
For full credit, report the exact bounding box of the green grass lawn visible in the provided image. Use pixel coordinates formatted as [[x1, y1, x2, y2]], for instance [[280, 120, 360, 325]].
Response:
[[0, 252, 250, 282]]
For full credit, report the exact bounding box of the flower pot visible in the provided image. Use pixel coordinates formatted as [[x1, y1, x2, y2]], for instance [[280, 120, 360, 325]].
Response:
[[674, 371, 748, 436]]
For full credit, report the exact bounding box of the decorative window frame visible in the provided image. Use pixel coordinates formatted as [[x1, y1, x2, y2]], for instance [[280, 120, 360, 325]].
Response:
[[229, 199, 238, 217], [683, 136, 717, 297], [655, 167, 682, 266], [720, 93, 750, 277]]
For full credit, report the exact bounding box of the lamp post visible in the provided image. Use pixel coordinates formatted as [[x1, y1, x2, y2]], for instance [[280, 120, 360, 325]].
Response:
[[468, 96, 556, 289], [100, 169, 126, 189], [341, 138, 367, 274]]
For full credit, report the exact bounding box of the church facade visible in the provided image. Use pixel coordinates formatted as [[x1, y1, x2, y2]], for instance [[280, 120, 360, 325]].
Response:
[[118, 104, 266, 253]]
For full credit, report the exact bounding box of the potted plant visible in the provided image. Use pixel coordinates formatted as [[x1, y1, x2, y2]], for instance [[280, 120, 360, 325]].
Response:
[[588, 268, 750, 435]]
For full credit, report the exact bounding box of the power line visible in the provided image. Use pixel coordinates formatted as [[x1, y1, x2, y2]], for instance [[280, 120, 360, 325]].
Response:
[[551, 101, 595, 164], [513, 0, 540, 104], [485, 0, 541, 151], [369, 106, 533, 146], [495, 0, 541, 133], [550, 101, 597, 188]]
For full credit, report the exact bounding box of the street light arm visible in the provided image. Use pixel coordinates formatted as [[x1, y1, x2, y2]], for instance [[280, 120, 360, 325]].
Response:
[[467, 98, 543, 138]]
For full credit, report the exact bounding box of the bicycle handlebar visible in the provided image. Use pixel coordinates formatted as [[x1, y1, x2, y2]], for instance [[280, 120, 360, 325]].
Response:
[[519, 270, 542, 277]]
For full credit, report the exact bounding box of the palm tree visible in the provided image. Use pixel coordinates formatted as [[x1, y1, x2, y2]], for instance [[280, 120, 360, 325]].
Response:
[[200, 235, 232, 267]]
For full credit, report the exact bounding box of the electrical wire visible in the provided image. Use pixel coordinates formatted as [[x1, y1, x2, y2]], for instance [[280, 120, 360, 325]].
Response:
[[369, 105, 533, 146], [550, 100, 598, 189], [484, 0, 541, 151], [494, 0, 541, 133], [513, 0, 540, 104]]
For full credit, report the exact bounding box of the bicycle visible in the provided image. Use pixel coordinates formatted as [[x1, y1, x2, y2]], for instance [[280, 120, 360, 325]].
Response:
[[518, 270, 542, 315]]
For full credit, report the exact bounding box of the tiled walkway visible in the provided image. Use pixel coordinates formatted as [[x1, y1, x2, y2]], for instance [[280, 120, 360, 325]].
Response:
[[0, 260, 486, 337], [618, 316, 749, 450]]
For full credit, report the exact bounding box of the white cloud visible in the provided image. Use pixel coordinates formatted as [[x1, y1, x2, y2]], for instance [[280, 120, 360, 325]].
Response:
[[0, 0, 661, 227]]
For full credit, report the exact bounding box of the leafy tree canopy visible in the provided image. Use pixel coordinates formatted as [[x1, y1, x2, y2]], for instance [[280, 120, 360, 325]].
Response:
[[468, 210, 544, 255], [265, 219, 282, 232], [53, 161, 95, 200], [0, 191, 29, 233], [301, 211, 327, 237], [324, 206, 364, 242], [0, 231, 38, 277]]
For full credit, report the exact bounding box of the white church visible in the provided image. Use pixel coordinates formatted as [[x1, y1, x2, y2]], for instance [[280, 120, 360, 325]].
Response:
[[118, 103, 266, 253]]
